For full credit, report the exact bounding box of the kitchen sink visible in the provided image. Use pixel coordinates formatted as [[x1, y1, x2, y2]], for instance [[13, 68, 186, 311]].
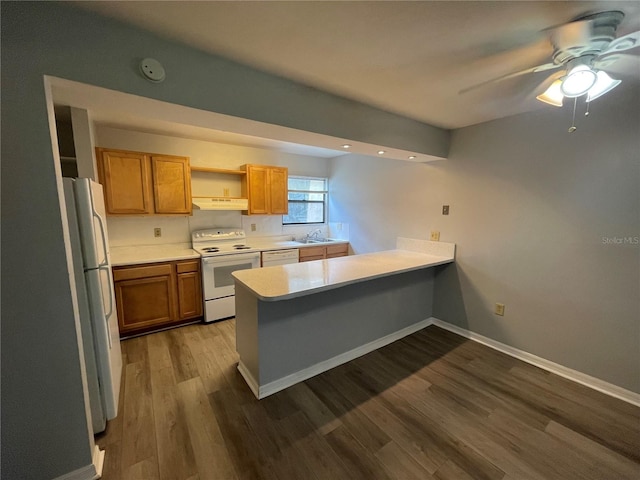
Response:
[[296, 238, 340, 244]]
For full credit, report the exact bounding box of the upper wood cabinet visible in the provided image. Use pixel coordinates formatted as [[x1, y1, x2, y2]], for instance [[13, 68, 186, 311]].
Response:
[[151, 155, 192, 214], [268, 167, 288, 214], [99, 150, 153, 215], [241, 164, 288, 215], [96, 148, 192, 216]]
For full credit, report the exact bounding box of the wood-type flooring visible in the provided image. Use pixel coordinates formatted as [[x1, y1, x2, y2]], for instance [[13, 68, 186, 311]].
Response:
[[96, 320, 640, 480]]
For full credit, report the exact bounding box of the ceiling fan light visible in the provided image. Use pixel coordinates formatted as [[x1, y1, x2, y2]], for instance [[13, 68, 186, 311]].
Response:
[[536, 79, 564, 106], [587, 71, 621, 102], [561, 64, 598, 97]]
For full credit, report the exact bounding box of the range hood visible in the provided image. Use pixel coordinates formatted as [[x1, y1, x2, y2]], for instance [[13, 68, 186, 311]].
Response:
[[192, 197, 248, 210]]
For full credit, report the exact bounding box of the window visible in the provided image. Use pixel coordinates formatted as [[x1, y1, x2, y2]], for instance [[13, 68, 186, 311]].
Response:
[[282, 176, 327, 225]]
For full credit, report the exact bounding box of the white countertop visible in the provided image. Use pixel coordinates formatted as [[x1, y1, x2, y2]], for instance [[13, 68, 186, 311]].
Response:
[[232, 248, 454, 301], [109, 238, 351, 267], [110, 243, 199, 266]]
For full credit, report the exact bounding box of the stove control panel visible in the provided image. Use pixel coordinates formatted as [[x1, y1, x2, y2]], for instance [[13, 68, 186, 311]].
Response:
[[192, 228, 246, 243]]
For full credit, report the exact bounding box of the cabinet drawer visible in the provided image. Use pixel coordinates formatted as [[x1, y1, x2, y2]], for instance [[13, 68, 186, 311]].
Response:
[[176, 260, 200, 274], [113, 263, 173, 282], [299, 254, 326, 262], [299, 246, 326, 259], [326, 243, 348, 256]]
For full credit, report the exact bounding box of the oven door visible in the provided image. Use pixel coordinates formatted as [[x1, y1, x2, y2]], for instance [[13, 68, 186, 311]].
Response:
[[202, 252, 260, 300]]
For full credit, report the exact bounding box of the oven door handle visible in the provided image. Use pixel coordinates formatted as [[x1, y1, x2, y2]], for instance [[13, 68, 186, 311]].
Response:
[[203, 252, 260, 264]]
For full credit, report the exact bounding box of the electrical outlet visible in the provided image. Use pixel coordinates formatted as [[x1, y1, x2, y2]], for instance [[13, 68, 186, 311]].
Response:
[[154, 228, 162, 238], [337, 223, 343, 231], [223, 188, 230, 197], [251, 223, 257, 232], [430, 231, 440, 241], [442, 205, 450, 215], [495, 303, 505, 316]]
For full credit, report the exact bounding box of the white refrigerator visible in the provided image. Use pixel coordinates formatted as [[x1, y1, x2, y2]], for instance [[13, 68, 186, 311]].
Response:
[[63, 178, 122, 434]]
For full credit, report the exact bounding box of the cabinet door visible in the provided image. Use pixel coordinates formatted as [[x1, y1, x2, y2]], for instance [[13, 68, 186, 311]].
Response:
[[151, 155, 192, 214], [245, 165, 270, 214], [99, 150, 152, 215], [177, 272, 203, 320], [326, 243, 349, 258], [176, 260, 202, 320], [268, 167, 288, 214], [114, 267, 177, 336], [299, 246, 326, 262]]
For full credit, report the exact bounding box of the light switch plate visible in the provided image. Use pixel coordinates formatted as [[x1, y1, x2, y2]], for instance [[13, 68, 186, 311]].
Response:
[[495, 303, 505, 316], [442, 205, 450, 215]]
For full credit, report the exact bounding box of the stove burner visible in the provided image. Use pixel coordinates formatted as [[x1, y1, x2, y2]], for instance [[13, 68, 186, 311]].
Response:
[[234, 245, 251, 250], [203, 247, 220, 253]]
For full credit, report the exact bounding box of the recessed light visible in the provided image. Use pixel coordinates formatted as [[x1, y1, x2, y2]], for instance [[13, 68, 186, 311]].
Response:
[[408, 155, 417, 160], [342, 144, 351, 149], [377, 150, 385, 155]]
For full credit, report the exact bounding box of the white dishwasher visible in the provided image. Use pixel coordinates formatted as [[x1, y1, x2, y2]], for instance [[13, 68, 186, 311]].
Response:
[[261, 249, 299, 267]]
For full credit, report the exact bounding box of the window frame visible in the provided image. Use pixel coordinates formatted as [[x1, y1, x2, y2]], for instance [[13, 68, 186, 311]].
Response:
[[282, 175, 328, 226]]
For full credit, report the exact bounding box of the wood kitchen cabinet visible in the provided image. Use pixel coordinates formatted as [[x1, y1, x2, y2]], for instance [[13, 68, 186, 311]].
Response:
[[299, 243, 349, 262], [176, 260, 203, 320], [151, 155, 192, 214], [326, 243, 349, 258], [113, 259, 202, 337], [98, 149, 152, 215], [97, 148, 192, 216], [242, 164, 288, 215]]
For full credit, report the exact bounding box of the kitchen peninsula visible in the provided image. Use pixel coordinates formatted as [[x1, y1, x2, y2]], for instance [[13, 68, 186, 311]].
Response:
[[233, 237, 455, 398]]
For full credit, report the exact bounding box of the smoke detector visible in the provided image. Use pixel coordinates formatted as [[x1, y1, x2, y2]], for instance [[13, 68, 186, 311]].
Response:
[[139, 58, 165, 83]]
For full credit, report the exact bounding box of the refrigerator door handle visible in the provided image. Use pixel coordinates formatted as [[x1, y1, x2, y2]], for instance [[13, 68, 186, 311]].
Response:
[[98, 264, 114, 348], [93, 209, 110, 268]]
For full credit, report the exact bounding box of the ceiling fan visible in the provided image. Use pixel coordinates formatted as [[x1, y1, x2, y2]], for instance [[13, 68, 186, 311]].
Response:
[[461, 10, 639, 108]]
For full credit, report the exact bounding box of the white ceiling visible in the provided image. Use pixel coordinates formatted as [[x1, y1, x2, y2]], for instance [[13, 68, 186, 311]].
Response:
[[75, 1, 640, 130]]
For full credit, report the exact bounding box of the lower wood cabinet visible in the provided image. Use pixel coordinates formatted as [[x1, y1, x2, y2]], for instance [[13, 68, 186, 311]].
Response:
[[299, 243, 349, 262], [326, 243, 349, 259], [113, 259, 202, 337], [176, 261, 203, 320]]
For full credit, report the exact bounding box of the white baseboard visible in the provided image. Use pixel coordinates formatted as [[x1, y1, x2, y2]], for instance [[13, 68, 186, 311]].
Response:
[[238, 319, 432, 399], [237, 361, 260, 398], [238, 316, 639, 406], [430, 318, 640, 407], [53, 445, 103, 480]]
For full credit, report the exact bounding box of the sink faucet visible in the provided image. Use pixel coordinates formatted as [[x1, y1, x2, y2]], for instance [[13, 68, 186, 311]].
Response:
[[305, 228, 323, 241]]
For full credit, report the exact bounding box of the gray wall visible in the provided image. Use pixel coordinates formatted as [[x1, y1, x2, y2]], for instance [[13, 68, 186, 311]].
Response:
[[0, 2, 448, 478], [244, 269, 434, 385], [330, 84, 640, 393]]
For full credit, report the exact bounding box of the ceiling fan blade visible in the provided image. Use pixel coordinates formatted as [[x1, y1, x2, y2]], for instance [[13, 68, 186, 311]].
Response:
[[594, 54, 622, 69], [459, 63, 561, 94], [594, 53, 640, 75], [549, 19, 593, 52], [601, 30, 640, 55]]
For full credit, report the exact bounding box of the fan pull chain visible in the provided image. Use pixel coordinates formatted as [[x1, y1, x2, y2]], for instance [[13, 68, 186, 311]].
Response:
[[585, 101, 590, 117], [568, 97, 578, 133]]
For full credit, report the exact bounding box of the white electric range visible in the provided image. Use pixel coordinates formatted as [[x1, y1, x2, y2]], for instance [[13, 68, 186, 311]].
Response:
[[192, 229, 261, 322]]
